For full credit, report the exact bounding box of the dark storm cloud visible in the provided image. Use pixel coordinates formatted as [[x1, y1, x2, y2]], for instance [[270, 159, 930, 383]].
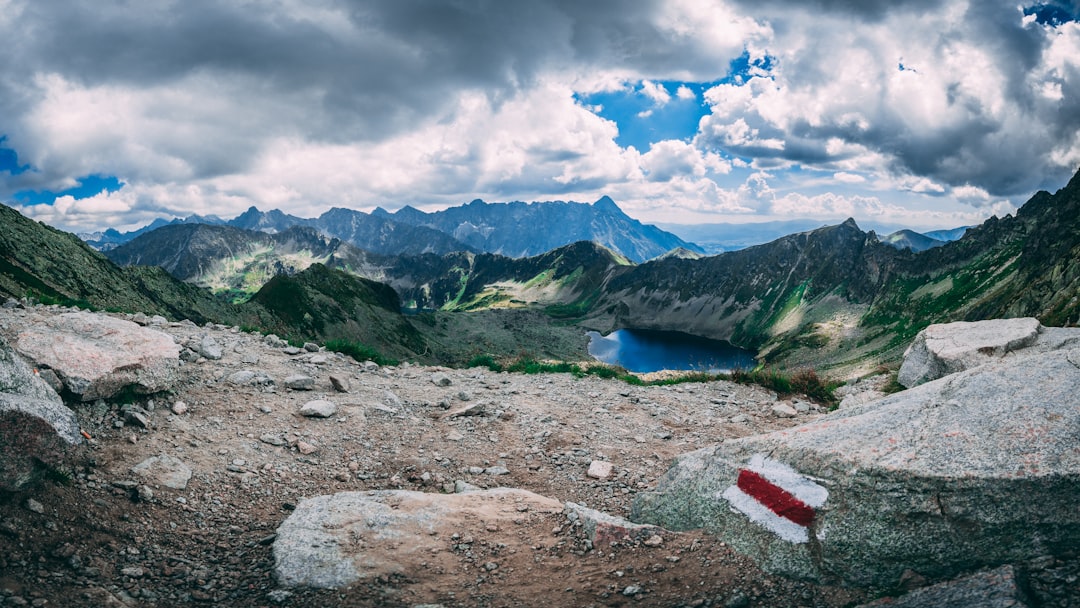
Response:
[[728, 0, 944, 21], [700, 0, 1080, 197]]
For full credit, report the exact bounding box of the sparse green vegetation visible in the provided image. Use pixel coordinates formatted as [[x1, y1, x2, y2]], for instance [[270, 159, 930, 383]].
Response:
[[24, 290, 96, 311], [466, 353, 502, 371], [729, 367, 839, 407], [325, 338, 399, 367], [460, 351, 837, 405]]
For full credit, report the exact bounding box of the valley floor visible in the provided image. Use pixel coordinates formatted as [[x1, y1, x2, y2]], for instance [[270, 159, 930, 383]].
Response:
[[0, 304, 870, 607]]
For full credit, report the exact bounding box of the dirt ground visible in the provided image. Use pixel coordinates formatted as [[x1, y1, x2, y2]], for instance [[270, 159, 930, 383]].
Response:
[[0, 305, 877, 607]]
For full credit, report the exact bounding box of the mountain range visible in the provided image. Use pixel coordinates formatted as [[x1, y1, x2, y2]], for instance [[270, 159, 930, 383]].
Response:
[[7, 169, 1079, 376], [86, 196, 701, 263]]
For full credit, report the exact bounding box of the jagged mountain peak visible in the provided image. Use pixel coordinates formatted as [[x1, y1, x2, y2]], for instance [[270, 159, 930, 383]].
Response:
[[593, 195, 621, 214]]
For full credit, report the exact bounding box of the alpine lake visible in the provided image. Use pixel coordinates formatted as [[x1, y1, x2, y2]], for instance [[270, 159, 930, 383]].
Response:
[[586, 328, 757, 374]]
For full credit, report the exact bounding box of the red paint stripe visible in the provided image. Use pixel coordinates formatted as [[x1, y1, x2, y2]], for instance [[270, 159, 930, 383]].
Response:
[[737, 469, 815, 527]]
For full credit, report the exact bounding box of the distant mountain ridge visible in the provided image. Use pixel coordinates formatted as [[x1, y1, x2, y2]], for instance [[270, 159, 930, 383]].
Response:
[[86, 196, 700, 263], [372, 196, 700, 262], [879, 229, 945, 252], [660, 219, 970, 254], [13, 166, 1080, 376]]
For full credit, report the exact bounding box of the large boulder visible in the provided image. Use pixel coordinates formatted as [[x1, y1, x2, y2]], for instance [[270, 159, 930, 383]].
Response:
[[896, 318, 1080, 387], [631, 346, 1080, 588], [0, 336, 82, 491], [273, 489, 563, 589], [15, 312, 180, 401]]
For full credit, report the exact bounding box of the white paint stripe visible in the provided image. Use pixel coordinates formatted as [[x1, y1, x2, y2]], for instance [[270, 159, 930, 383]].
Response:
[[720, 486, 810, 544], [744, 454, 828, 508]]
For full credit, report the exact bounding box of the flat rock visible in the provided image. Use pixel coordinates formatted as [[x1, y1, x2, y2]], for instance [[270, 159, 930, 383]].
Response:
[[0, 337, 82, 491], [300, 400, 337, 418], [771, 403, 797, 418], [566, 502, 664, 551], [15, 312, 180, 401], [228, 370, 256, 385], [857, 565, 1030, 608], [131, 454, 192, 490], [898, 318, 1043, 388], [443, 401, 486, 419], [284, 374, 315, 391], [632, 346, 1080, 587], [273, 489, 563, 589], [586, 460, 614, 480]]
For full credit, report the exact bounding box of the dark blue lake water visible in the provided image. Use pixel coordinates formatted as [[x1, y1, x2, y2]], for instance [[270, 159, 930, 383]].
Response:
[[586, 328, 757, 373]]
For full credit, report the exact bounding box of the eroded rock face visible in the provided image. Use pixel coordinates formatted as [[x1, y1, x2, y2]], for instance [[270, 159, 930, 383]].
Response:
[[898, 318, 1045, 388], [15, 312, 180, 401], [632, 346, 1080, 588], [273, 489, 563, 589], [0, 337, 82, 491]]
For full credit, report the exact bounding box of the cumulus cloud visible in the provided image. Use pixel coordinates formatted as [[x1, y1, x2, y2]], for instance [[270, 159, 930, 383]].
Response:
[[696, 0, 1080, 197], [0, 0, 1077, 233]]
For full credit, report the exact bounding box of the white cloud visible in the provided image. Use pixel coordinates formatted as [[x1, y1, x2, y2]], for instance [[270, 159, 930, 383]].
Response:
[[640, 80, 671, 106], [833, 172, 866, 184], [1, 0, 1076, 235]]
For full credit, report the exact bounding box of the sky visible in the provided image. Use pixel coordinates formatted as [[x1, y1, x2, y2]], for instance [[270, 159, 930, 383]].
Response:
[[1, 0, 1079, 235]]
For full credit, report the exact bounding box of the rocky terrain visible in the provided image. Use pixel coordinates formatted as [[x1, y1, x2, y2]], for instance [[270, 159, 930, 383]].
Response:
[[2, 303, 1079, 608], [0, 301, 866, 608]]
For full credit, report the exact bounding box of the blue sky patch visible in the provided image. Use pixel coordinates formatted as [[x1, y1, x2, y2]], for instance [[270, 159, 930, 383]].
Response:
[[0, 137, 31, 175], [1024, 2, 1079, 26], [576, 51, 776, 152], [15, 174, 124, 205]]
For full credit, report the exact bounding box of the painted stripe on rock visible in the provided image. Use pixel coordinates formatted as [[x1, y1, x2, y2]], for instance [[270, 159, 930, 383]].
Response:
[[717, 454, 828, 544], [736, 469, 815, 526]]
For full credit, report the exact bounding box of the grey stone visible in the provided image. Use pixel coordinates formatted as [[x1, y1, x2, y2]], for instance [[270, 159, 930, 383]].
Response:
[[303, 342, 320, 352], [839, 390, 887, 409], [0, 336, 83, 491], [587, 460, 614, 479], [329, 375, 350, 393], [198, 335, 223, 360], [131, 454, 192, 490], [565, 502, 663, 550], [632, 346, 1080, 587], [36, 368, 63, 393], [228, 370, 256, 385], [131, 312, 149, 326], [273, 489, 563, 589], [857, 565, 1031, 608], [241, 352, 260, 365], [454, 480, 482, 493], [26, 498, 45, 514], [284, 374, 315, 390], [771, 403, 797, 418], [170, 401, 188, 415], [898, 318, 1042, 388], [443, 401, 486, 419], [283, 346, 302, 355], [15, 312, 180, 401], [300, 400, 337, 418], [431, 372, 452, 387], [484, 466, 510, 475], [125, 410, 150, 428], [260, 434, 288, 446]]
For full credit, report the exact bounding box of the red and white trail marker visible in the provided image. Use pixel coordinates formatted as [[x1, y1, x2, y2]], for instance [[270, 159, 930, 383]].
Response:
[[718, 454, 828, 544]]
